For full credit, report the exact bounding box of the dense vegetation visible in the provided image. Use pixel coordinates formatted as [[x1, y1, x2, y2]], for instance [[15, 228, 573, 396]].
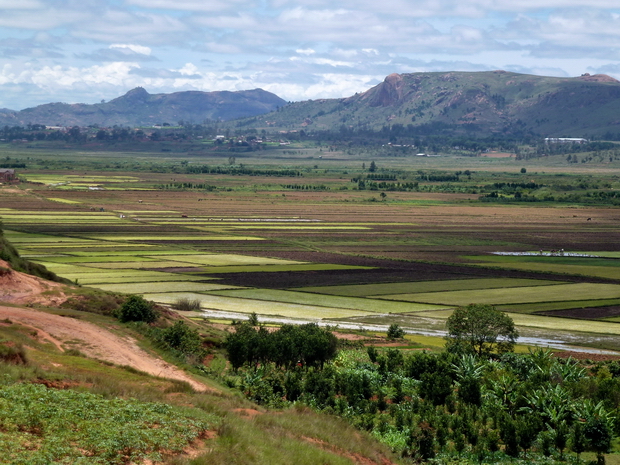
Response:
[[225, 335, 619, 464], [225, 322, 338, 371]]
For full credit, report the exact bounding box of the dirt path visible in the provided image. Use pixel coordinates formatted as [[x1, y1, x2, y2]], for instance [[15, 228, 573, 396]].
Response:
[[0, 305, 210, 392]]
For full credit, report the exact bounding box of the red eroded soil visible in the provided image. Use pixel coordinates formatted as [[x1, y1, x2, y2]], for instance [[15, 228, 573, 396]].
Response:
[[553, 351, 620, 362], [0, 305, 211, 392], [0, 259, 212, 391], [0, 259, 69, 306]]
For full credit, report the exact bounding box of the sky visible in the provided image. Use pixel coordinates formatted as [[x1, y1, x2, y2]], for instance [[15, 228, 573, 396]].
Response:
[[1, 0, 619, 110]]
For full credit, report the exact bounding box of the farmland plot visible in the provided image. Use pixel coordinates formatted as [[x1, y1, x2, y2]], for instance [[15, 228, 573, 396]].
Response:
[[211, 288, 449, 313], [86, 235, 264, 242], [152, 254, 305, 267], [294, 278, 565, 297], [96, 281, 241, 294], [464, 255, 620, 280], [4, 156, 620, 352], [382, 283, 620, 307], [142, 293, 373, 319]]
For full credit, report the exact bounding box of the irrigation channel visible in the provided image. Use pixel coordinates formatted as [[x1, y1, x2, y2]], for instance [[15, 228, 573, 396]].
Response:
[[197, 309, 620, 356]]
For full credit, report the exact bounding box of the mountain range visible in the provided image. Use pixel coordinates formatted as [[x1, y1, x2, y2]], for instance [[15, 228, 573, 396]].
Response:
[[257, 71, 620, 138], [3, 71, 620, 137], [0, 87, 286, 127]]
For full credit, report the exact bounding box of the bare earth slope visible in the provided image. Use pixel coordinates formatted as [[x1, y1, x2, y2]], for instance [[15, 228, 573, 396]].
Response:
[[0, 305, 209, 392], [0, 259, 67, 306], [0, 259, 208, 392]]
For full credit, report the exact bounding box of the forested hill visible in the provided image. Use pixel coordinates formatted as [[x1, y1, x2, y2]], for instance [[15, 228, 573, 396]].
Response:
[[0, 87, 287, 127], [236, 71, 620, 138]]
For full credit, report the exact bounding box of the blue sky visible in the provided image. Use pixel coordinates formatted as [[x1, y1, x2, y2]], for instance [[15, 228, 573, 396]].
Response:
[[0, 0, 619, 110]]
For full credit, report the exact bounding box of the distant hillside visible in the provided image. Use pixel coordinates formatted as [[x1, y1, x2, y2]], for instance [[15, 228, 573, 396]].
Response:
[[237, 71, 620, 138], [0, 87, 287, 127]]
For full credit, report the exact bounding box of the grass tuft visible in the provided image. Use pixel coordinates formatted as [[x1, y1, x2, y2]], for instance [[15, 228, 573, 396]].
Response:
[[175, 297, 202, 311]]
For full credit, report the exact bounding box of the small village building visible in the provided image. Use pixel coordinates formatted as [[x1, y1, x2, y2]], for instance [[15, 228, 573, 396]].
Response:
[[0, 169, 16, 182]]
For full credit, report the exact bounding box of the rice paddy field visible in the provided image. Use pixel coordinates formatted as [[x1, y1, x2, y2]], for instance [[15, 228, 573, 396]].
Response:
[[3, 149, 620, 351]]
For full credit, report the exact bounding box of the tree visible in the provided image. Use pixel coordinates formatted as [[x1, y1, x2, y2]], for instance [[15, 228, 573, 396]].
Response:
[[368, 161, 377, 172], [116, 295, 158, 323], [225, 322, 257, 371], [584, 416, 613, 465], [445, 304, 518, 356], [420, 371, 453, 406], [570, 421, 587, 460], [387, 323, 405, 340], [248, 312, 259, 326]]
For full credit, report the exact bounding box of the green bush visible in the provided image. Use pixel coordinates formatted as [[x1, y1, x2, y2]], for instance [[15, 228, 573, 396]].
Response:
[[116, 295, 158, 323], [386, 324, 405, 340], [0, 343, 28, 365], [161, 321, 204, 358]]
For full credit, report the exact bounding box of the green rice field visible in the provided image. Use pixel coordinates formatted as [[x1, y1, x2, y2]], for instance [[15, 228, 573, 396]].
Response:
[[41, 256, 163, 263], [497, 299, 620, 313], [142, 293, 373, 319], [211, 289, 450, 313], [294, 278, 566, 297], [154, 254, 304, 266], [76, 261, 202, 269], [465, 255, 620, 280], [95, 281, 242, 294], [76, 275, 211, 285], [380, 283, 620, 306]]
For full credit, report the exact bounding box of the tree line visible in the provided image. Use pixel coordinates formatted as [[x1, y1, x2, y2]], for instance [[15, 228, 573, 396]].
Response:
[[225, 321, 338, 371]]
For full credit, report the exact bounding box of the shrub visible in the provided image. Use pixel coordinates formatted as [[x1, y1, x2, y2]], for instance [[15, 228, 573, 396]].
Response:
[[116, 295, 158, 323], [174, 297, 201, 311], [0, 342, 28, 365], [161, 321, 204, 357], [62, 290, 123, 316]]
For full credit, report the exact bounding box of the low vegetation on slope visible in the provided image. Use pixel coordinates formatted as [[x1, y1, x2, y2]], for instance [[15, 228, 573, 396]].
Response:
[[0, 302, 401, 464]]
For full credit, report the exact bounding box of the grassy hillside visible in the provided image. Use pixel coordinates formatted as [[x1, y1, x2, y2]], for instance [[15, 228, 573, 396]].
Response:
[[0, 308, 401, 464], [230, 71, 620, 138], [0, 87, 287, 127]]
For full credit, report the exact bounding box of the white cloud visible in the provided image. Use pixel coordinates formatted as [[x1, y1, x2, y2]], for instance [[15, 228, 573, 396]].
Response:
[[3, 0, 620, 109], [110, 44, 152, 56], [179, 63, 199, 75]]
